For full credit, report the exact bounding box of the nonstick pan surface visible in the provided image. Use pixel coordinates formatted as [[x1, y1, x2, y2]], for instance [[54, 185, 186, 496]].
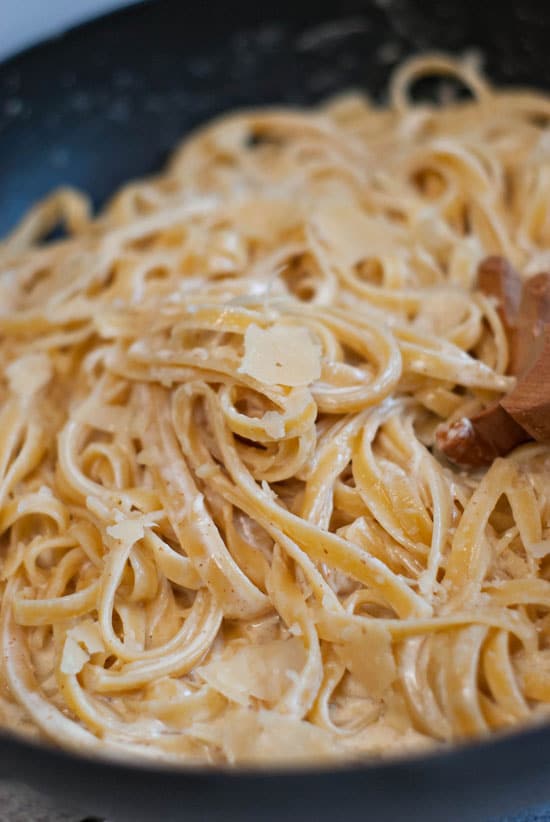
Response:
[[1, 1, 550, 820]]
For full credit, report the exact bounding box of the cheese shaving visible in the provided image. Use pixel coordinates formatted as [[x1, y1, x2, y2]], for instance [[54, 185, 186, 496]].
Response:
[[261, 411, 286, 439], [189, 708, 336, 764], [67, 620, 105, 655], [312, 203, 403, 267], [334, 625, 396, 699], [239, 323, 321, 386], [198, 638, 306, 706], [6, 353, 52, 398], [60, 636, 90, 675], [106, 520, 146, 544]]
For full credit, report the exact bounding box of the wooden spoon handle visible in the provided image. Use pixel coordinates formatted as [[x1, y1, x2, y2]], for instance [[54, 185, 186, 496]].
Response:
[[436, 258, 550, 467]]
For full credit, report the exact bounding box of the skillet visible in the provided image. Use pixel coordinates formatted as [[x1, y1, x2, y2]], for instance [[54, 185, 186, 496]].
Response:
[[1, 1, 550, 819]]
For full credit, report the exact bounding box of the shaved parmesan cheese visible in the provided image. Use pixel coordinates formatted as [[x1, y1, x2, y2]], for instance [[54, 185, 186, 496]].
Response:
[[60, 636, 90, 675], [189, 708, 336, 764], [312, 203, 402, 267], [198, 638, 306, 706], [7, 353, 52, 398], [239, 324, 321, 386], [67, 620, 104, 655], [107, 520, 146, 544], [261, 411, 286, 439], [335, 625, 396, 699]]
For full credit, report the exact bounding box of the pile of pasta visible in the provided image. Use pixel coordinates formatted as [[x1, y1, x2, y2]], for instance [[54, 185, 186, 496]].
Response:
[[1, 54, 550, 765]]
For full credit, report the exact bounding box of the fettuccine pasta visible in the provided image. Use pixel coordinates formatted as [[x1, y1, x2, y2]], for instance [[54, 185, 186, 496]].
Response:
[[1, 53, 550, 765]]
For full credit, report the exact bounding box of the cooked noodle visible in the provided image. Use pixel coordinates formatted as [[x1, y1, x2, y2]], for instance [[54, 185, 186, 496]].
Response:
[[1, 53, 550, 765]]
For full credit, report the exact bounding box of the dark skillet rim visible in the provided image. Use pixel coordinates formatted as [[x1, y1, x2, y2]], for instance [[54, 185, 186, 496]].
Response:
[[2, 709, 550, 779], [1, 0, 550, 790]]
